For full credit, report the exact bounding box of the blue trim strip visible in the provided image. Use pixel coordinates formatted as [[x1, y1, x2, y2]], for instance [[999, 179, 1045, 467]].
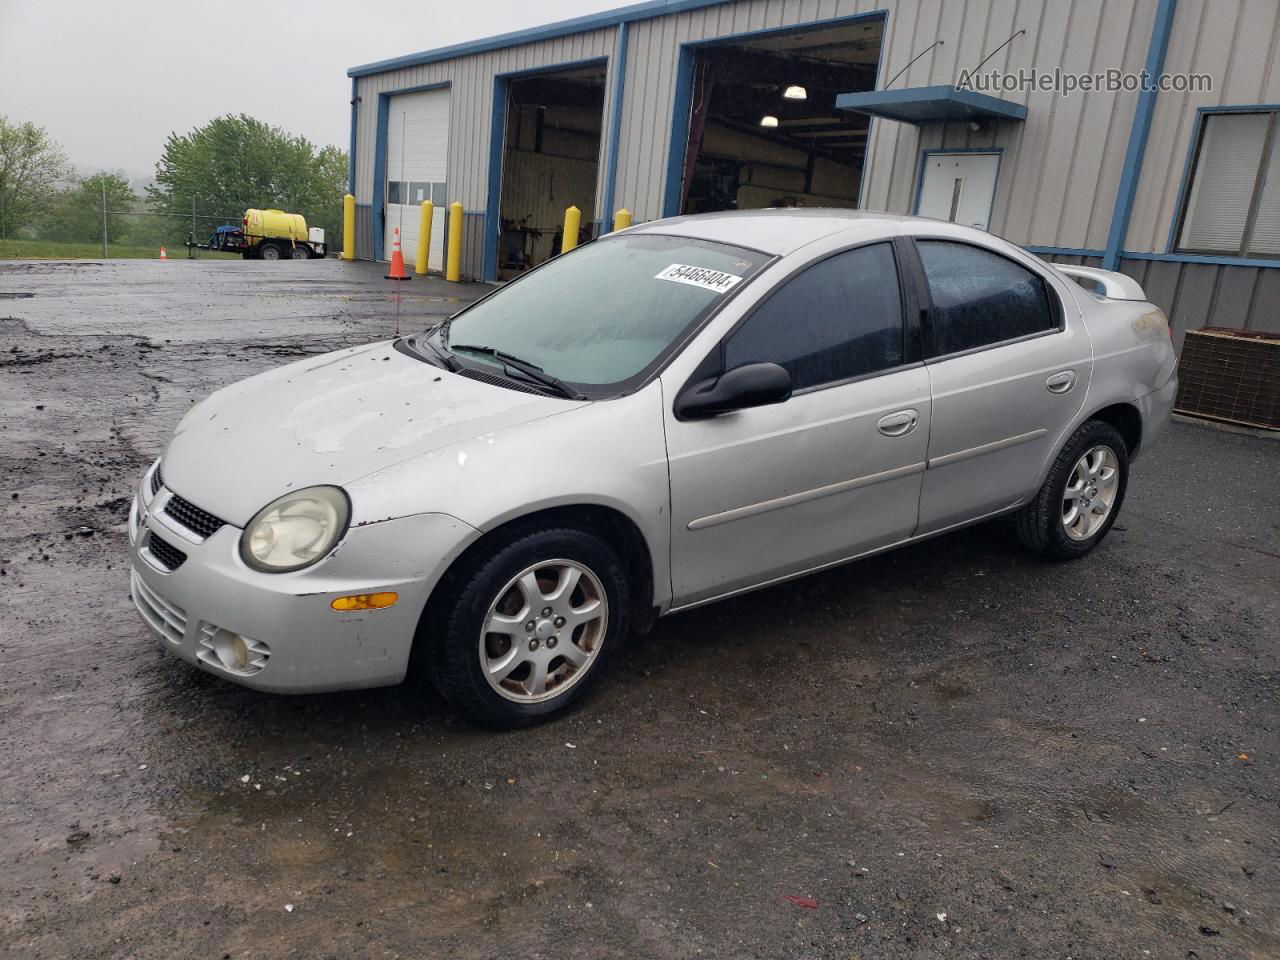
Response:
[[1026, 245, 1105, 258], [348, 0, 733, 77], [482, 78, 508, 282], [911, 148, 1004, 227], [482, 57, 611, 280], [661, 10, 888, 218], [347, 77, 358, 196], [662, 46, 696, 218], [1122, 251, 1280, 269], [600, 21, 630, 229], [837, 84, 1027, 123], [1165, 103, 1280, 253], [1102, 0, 1178, 271], [371, 94, 389, 262]]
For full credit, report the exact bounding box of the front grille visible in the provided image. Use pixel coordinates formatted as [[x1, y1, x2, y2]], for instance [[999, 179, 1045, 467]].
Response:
[[131, 570, 188, 644], [456, 365, 544, 396], [150, 463, 163, 495], [164, 493, 225, 539], [146, 533, 187, 571]]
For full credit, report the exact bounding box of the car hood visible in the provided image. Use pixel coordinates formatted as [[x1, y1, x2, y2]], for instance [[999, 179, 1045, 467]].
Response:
[[161, 340, 582, 526]]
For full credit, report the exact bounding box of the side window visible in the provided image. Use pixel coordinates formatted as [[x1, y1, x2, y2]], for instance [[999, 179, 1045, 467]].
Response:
[[916, 241, 1057, 355], [724, 243, 904, 391]]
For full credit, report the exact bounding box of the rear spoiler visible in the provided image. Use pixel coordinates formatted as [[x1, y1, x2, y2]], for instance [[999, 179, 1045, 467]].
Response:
[[1052, 264, 1148, 301]]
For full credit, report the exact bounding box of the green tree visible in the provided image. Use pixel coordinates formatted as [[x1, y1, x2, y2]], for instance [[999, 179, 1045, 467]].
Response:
[[42, 172, 137, 244], [0, 116, 72, 238], [148, 114, 347, 249]]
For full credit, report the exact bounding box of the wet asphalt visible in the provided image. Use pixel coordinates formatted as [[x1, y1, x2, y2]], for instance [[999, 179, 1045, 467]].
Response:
[[0, 258, 1277, 960]]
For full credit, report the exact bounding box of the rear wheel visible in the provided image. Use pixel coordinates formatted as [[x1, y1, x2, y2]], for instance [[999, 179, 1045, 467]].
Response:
[[289, 244, 310, 260], [258, 242, 282, 261], [1013, 419, 1129, 559], [426, 527, 629, 727]]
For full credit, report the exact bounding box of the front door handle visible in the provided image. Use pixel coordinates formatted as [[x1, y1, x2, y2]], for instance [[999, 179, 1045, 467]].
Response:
[[877, 409, 920, 437], [1046, 370, 1076, 394]]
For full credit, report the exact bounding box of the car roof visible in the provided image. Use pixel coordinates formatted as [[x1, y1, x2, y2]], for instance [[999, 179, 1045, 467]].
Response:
[[624, 208, 987, 256]]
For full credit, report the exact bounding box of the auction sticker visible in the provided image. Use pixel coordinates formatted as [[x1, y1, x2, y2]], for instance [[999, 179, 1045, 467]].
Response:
[[654, 263, 743, 293]]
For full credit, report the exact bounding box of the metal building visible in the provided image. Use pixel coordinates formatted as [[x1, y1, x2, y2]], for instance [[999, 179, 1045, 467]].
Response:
[[347, 0, 1280, 345]]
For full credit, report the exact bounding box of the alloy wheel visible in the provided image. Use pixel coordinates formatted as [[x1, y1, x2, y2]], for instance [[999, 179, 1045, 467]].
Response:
[[1062, 445, 1120, 541], [478, 559, 608, 703]]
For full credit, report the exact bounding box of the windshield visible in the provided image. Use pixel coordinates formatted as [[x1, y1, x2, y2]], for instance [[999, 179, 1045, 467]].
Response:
[[440, 233, 770, 391]]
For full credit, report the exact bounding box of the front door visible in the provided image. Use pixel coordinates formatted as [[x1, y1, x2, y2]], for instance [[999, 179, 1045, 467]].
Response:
[[663, 242, 931, 607], [917, 152, 999, 230], [909, 238, 1092, 534]]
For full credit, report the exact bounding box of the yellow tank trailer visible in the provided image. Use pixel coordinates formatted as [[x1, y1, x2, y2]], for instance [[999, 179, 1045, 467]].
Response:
[[241, 209, 327, 260], [192, 209, 328, 261]]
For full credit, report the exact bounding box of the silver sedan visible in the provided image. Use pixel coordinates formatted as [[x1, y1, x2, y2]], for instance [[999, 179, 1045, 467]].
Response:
[[128, 210, 1177, 726]]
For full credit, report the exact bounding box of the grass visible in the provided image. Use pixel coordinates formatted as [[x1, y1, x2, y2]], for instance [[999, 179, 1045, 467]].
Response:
[[0, 239, 240, 260]]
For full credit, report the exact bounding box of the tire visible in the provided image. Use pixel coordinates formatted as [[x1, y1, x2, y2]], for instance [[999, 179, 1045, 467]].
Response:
[[289, 245, 310, 260], [258, 242, 282, 261], [1013, 419, 1130, 559], [425, 527, 630, 728]]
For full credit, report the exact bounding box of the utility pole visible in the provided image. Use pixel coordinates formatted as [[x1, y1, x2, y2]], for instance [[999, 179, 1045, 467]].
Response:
[[101, 179, 108, 258], [190, 196, 196, 259]]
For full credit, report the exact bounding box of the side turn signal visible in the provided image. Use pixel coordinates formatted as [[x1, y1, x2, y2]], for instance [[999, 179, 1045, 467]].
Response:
[[331, 592, 398, 612]]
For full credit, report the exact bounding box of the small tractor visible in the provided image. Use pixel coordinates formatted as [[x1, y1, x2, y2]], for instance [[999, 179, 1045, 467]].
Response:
[[188, 209, 327, 260]]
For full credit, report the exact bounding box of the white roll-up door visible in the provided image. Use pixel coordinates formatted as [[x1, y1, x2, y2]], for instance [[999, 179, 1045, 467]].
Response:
[[384, 88, 450, 269]]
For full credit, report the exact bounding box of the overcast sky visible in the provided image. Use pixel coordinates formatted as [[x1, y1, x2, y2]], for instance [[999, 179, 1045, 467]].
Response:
[[0, 0, 618, 178]]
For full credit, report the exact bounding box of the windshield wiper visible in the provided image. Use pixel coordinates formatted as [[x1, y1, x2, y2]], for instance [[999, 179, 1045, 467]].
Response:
[[449, 344, 586, 400]]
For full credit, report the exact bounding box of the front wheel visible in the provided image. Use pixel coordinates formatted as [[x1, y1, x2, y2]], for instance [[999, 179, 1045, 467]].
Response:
[[426, 527, 629, 727], [1013, 419, 1130, 559]]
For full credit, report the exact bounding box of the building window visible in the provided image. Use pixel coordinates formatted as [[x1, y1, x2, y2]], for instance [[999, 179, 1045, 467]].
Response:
[[1176, 110, 1280, 258]]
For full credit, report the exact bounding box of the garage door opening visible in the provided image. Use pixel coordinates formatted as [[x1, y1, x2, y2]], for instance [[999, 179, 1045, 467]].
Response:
[[675, 17, 883, 215], [498, 64, 606, 279]]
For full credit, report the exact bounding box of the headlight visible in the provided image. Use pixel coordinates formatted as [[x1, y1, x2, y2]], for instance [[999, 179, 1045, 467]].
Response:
[[239, 486, 350, 573]]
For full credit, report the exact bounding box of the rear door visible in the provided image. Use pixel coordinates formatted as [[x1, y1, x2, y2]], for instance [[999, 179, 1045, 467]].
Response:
[[663, 241, 931, 607], [907, 237, 1092, 534]]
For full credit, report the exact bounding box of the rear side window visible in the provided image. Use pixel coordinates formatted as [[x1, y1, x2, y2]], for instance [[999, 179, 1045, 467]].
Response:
[[916, 241, 1057, 355], [724, 243, 905, 390]]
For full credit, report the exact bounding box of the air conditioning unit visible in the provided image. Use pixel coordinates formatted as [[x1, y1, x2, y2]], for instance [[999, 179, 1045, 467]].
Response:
[[1175, 327, 1279, 430]]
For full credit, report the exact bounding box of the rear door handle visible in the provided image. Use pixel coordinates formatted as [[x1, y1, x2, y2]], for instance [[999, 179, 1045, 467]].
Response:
[[1046, 370, 1076, 394], [877, 409, 920, 437]]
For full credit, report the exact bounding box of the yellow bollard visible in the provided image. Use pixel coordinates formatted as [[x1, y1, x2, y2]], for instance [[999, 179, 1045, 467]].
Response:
[[612, 208, 632, 232], [415, 201, 434, 275], [446, 201, 463, 282], [341, 193, 356, 260], [561, 205, 581, 254]]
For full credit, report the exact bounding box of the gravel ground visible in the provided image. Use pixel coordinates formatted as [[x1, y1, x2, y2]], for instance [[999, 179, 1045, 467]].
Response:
[[1, 258, 1277, 960]]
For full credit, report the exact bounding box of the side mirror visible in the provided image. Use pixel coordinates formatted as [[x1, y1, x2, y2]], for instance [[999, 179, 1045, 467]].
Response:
[[675, 361, 792, 420]]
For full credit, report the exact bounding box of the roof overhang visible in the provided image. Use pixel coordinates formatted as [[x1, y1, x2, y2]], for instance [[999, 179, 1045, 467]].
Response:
[[834, 84, 1027, 124]]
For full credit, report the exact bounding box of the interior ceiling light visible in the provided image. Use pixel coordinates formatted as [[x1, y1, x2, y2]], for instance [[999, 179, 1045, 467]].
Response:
[[783, 85, 808, 100], [759, 114, 780, 128]]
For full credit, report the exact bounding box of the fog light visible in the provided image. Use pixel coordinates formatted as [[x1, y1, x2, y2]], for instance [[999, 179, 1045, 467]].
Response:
[[331, 592, 398, 611], [210, 629, 250, 671]]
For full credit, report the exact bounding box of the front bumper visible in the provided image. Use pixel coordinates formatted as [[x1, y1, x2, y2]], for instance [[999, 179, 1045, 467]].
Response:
[[128, 466, 479, 693]]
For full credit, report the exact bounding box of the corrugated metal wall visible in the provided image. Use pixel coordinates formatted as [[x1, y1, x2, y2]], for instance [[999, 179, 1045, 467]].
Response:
[[612, 0, 1154, 252], [353, 26, 620, 274], [1124, 0, 1280, 253], [351, 0, 1278, 274]]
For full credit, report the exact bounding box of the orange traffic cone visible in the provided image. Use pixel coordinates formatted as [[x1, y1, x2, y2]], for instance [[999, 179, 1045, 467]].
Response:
[[159, 246, 168, 260], [385, 227, 410, 281]]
